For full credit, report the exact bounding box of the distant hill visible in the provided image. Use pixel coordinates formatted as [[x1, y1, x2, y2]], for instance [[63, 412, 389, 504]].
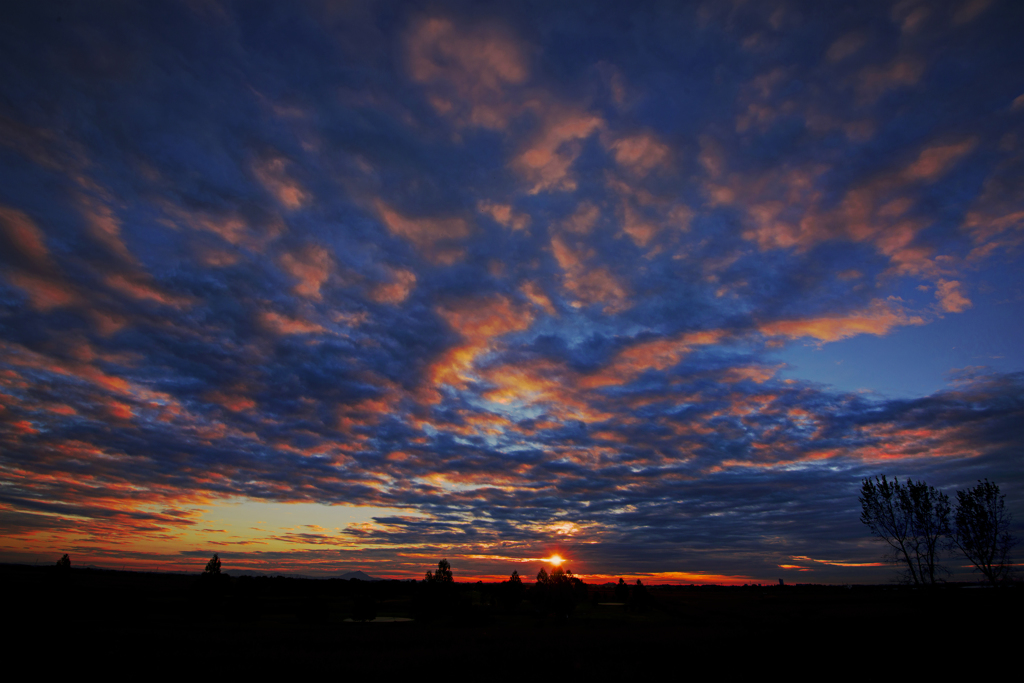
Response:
[[338, 570, 382, 581]]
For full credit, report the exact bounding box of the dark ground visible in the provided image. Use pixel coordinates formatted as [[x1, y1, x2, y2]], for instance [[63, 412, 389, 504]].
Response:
[[5, 564, 1021, 681]]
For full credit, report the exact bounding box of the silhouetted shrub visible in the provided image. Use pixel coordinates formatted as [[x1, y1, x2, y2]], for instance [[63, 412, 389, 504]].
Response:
[[56, 554, 70, 570]]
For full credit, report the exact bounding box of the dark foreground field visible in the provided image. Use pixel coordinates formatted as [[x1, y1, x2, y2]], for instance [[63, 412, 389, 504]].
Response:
[[6, 564, 1021, 681]]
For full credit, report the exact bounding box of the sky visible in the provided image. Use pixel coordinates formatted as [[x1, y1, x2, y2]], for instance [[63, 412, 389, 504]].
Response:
[[0, 0, 1022, 584]]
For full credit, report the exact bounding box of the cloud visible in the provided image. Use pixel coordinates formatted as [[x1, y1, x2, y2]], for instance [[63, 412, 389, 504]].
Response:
[[550, 234, 630, 313], [759, 300, 925, 343], [951, 0, 992, 25], [406, 17, 528, 130], [857, 56, 925, 103], [253, 157, 308, 210], [0, 205, 82, 311], [934, 279, 971, 313], [520, 280, 557, 316], [477, 200, 530, 231], [370, 266, 417, 304], [826, 32, 867, 62], [901, 139, 977, 183], [0, 1, 1020, 581], [605, 132, 671, 177], [259, 310, 326, 335], [513, 107, 603, 194], [279, 244, 334, 301], [424, 295, 534, 397], [375, 200, 472, 265]]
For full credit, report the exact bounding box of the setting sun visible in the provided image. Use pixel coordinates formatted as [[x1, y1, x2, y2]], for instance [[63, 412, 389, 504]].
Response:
[[544, 555, 564, 566]]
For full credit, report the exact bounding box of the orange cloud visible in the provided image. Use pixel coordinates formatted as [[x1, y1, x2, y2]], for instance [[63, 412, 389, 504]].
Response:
[[370, 266, 417, 304], [253, 157, 308, 210], [934, 279, 971, 313], [619, 204, 659, 247], [479, 358, 613, 423], [0, 205, 50, 265], [424, 295, 534, 397], [103, 272, 193, 309], [826, 31, 866, 62], [205, 390, 257, 413], [952, 0, 992, 25], [4, 269, 80, 312], [520, 280, 557, 316], [161, 201, 284, 252], [513, 107, 603, 194], [790, 555, 885, 568], [759, 299, 925, 343], [279, 244, 334, 301], [406, 17, 528, 130], [901, 138, 977, 183], [857, 56, 925, 103], [477, 200, 530, 231], [561, 201, 600, 235], [438, 295, 533, 341], [259, 310, 325, 336], [606, 132, 670, 176], [375, 200, 472, 265], [550, 235, 630, 314], [722, 366, 779, 384], [582, 330, 725, 389], [961, 163, 1024, 261], [80, 196, 135, 264], [0, 206, 82, 311]]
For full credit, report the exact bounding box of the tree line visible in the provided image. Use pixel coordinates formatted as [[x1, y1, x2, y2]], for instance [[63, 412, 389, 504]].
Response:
[[860, 477, 1017, 585]]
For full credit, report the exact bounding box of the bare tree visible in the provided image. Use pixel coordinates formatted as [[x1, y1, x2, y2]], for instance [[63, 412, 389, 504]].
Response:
[[859, 475, 950, 585], [951, 479, 1018, 585]]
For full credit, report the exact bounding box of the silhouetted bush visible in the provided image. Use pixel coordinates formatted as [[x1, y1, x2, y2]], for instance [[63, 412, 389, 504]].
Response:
[[56, 554, 70, 570]]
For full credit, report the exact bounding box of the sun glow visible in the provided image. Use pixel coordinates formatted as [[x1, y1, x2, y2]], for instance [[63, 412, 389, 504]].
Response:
[[544, 554, 564, 566]]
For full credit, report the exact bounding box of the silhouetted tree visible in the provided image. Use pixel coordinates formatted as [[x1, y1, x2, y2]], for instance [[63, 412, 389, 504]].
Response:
[[614, 577, 629, 601], [631, 579, 649, 611], [204, 553, 221, 575], [418, 558, 457, 620], [503, 569, 524, 608], [859, 476, 950, 585], [56, 554, 70, 570], [951, 479, 1018, 585], [424, 558, 453, 583], [532, 566, 585, 619]]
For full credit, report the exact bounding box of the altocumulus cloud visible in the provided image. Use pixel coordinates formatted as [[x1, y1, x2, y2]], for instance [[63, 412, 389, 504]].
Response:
[[0, 0, 1021, 582]]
